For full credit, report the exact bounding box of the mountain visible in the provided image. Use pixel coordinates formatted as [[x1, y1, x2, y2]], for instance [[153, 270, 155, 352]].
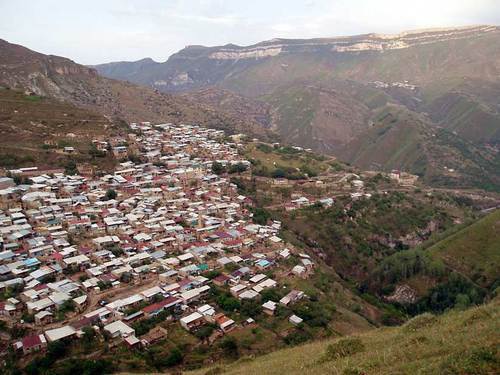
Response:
[[189, 298, 499, 375], [338, 105, 500, 190], [93, 25, 500, 94], [93, 25, 500, 191], [0, 39, 269, 138]]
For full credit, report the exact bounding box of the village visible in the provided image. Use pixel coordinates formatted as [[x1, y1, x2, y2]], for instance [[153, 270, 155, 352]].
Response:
[[0, 122, 324, 360]]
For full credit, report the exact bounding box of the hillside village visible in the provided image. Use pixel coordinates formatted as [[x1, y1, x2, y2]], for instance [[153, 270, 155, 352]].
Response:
[[2, 119, 492, 374], [0, 122, 332, 363]]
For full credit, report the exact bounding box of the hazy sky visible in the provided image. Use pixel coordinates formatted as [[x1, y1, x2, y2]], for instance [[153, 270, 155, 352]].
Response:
[[0, 0, 498, 65]]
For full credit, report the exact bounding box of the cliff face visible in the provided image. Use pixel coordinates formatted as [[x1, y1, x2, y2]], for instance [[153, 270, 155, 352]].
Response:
[[93, 25, 500, 92]]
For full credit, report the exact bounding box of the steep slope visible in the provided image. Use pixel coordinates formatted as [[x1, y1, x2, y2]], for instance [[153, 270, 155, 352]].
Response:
[[265, 84, 371, 153], [180, 87, 273, 129], [367, 209, 500, 313], [0, 87, 121, 170], [191, 299, 500, 375], [426, 209, 500, 288], [0, 39, 268, 138], [338, 106, 500, 191]]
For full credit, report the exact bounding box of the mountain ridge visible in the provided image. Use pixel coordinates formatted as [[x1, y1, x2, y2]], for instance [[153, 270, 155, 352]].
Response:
[[0, 38, 270, 138]]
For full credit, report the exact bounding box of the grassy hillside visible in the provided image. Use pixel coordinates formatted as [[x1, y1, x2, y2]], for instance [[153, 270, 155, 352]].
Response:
[[339, 106, 500, 191], [191, 298, 499, 375], [0, 87, 123, 170], [427, 209, 500, 288], [265, 84, 371, 153]]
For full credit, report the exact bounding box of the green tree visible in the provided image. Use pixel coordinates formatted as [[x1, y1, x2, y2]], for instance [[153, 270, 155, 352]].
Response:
[[64, 160, 78, 175], [105, 189, 117, 200], [211, 161, 226, 175]]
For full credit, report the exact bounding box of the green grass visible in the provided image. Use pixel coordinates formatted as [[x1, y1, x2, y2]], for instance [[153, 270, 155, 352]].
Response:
[[426, 209, 500, 287], [190, 299, 500, 375]]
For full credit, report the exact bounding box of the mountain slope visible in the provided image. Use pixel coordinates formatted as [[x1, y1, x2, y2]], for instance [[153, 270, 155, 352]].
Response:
[[92, 25, 500, 148], [427, 209, 500, 287], [0, 39, 269, 138], [338, 105, 500, 190], [94, 25, 500, 94], [190, 299, 500, 375], [0, 87, 121, 170]]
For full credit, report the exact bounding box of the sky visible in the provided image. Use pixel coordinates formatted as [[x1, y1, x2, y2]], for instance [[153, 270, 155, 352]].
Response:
[[0, 0, 498, 65]]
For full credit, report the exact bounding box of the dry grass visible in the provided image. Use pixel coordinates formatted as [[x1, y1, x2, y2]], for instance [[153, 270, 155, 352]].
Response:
[[189, 299, 499, 375]]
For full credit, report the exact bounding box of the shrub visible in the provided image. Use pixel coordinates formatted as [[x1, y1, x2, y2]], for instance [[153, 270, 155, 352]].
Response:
[[283, 329, 312, 346], [439, 346, 499, 375], [403, 313, 437, 332], [322, 338, 365, 361], [219, 336, 239, 358]]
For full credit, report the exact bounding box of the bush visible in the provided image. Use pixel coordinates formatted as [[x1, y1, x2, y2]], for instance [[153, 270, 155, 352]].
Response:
[[403, 313, 437, 332], [283, 329, 312, 346], [195, 325, 215, 341], [439, 346, 499, 375], [322, 338, 365, 361], [219, 336, 239, 358]]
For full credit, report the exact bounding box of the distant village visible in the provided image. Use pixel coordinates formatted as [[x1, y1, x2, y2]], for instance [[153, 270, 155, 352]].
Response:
[[0, 123, 320, 356]]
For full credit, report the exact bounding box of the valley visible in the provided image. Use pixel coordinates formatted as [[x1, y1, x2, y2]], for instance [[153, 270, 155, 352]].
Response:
[[0, 21, 498, 375], [93, 25, 500, 192]]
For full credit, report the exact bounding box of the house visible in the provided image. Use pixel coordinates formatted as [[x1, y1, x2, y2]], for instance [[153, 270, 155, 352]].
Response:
[[142, 296, 181, 318], [124, 335, 140, 348], [292, 265, 308, 278], [289, 314, 303, 325], [280, 290, 305, 306], [103, 320, 135, 339], [180, 312, 205, 331], [34, 310, 53, 325], [262, 300, 277, 316], [230, 284, 246, 298], [212, 273, 230, 286], [44, 326, 76, 342], [15, 334, 47, 355], [141, 326, 168, 346], [214, 313, 236, 332]]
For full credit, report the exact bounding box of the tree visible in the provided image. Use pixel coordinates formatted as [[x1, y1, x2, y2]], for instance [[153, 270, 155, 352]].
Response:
[[105, 189, 117, 200], [161, 348, 183, 367], [271, 168, 286, 179], [82, 326, 96, 351], [228, 163, 248, 174], [219, 336, 239, 358], [64, 160, 78, 175], [217, 294, 240, 312], [240, 299, 262, 318], [211, 161, 226, 175], [195, 325, 214, 342]]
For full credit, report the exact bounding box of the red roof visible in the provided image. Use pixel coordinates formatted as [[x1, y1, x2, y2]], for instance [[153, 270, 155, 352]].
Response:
[[213, 274, 230, 283], [34, 283, 47, 291], [22, 334, 43, 349], [142, 297, 181, 314], [51, 252, 63, 261]]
